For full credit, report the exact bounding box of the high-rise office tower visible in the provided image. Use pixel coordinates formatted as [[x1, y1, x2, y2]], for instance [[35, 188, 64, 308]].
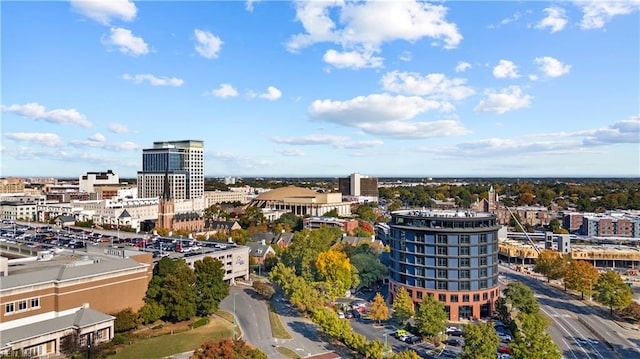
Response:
[[338, 173, 378, 197], [137, 140, 204, 200]]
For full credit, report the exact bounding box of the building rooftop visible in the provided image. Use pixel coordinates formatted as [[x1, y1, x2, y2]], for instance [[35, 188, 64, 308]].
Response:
[[393, 209, 493, 218]]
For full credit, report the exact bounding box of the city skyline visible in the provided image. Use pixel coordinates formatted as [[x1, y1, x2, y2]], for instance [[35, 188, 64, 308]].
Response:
[[1, 1, 639, 178]]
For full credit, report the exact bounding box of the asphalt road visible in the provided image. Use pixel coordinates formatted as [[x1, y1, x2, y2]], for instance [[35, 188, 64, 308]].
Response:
[[500, 265, 640, 359]]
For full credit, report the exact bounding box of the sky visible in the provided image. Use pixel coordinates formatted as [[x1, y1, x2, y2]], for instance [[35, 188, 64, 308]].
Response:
[[1, 0, 639, 179]]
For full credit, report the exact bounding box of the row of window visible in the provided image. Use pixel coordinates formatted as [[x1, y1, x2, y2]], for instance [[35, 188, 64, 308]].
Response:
[[401, 244, 497, 256], [5, 297, 40, 315], [397, 255, 496, 267], [405, 289, 495, 303]]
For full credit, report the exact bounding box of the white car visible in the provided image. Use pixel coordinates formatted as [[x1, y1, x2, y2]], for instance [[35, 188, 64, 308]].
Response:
[[446, 326, 461, 334]]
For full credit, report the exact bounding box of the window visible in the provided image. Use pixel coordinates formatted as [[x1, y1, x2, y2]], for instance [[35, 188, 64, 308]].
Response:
[[479, 268, 488, 277], [460, 258, 470, 267], [417, 292, 423, 300], [479, 245, 488, 255], [459, 246, 470, 256], [437, 257, 448, 267], [460, 270, 470, 279], [437, 269, 448, 278], [438, 294, 447, 302], [5, 303, 14, 314], [460, 235, 470, 244], [437, 246, 448, 255], [480, 257, 488, 266], [479, 280, 488, 289], [437, 281, 448, 290], [30, 298, 40, 308], [437, 235, 448, 244], [463, 295, 470, 303], [482, 293, 488, 300], [473, 294, 480, 302], [450, 295, 459, 303], [460, 281, 470, 290], [18, 300, 27, 311], [480, 234, 488, 243]]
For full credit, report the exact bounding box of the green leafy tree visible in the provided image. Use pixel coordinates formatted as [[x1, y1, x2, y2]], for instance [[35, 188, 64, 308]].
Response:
[[315, 249, 353, 296], [414, 295, 447, 339], [281, 227, 340, 281], [504, 282, 539, 314], [159, 260, 197, 322], [510, 312, 561, 359], [322, 208, 339, 217], [113, 308, 138, 333], [350, 253, 387, 289], [391, 287, 414, 325], [534, 250, 569, 282], [138, 301, 165, 324], [252, 280, 275, 299], [392, 350, 421, 359], [494, 297, 510, 322], [460, 322, 499, 359], [274, 212, 302, 231], [595, 270, 633, 315], [194, 256, 229, 316], [564, 260, 600, 300], [369, 293, 389, 325], [363, 340, 386, 359]]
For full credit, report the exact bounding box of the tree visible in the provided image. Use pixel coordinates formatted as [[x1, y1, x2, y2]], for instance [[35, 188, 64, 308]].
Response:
[[252, 280, 275, 299], [548, 218, 561, 233], [594, 270, 633, 315], [194, 257, 229, 316], [138, 301, 165, 324], [315, 249, 353, 296], [564, 260, 599, 300], [392, 350, 421, 359], [369, 293, 389, 325], [534, 250, 569, 282], [113, 308, 138, 333], [323, 208, 339, 217], [414, 295, 447, 340], [191, 339, 267, 359], [391, 287, 414, 325], [460, 322, 499, 359], [350, 253, 387, 289], [504, 282, 539, 314], [494, 297, 510, 323], [620, 302, 640, 323], [159, 260, 197, 322], [510, 312, 561, 359]]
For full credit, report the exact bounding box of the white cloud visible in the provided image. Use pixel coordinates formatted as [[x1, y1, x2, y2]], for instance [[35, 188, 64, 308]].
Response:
[[309, 93, 468, 139], [209, 151, 273, 170], [323, 49, 383, 69], [287, 1, 462, 69], [493, 60, 520, 79], [339, 140, 384, 149], [577, 0, 640, 29], [70, 133, 139, 151], [536, 7, 568, 33], [534, 56, 571, 78], [257, 86, 282, 101], [88, 133, 106, 143], [103, 27, 149, 56], [381, 71, 475, 101], [122, 74, 184, 87], [106, 141, 139, 151], [455, 61, 471, 73], [245, 0, 260, 12], [109, 123, 132, 134], [4, 132, 63, 147], [277, 148, 305, 157], [70, 0, 136, 25], [474, 86, 532, 114], [271, 134, 349, 145], [194, 29, 223, 59], [580, 116, 640, 146], [1, 102, 92, 127], [399, 51, 412, 62], [210, 83, 239, 98]]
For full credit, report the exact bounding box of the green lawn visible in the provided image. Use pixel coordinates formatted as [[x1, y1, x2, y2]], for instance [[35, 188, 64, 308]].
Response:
[[276, 345, 301, 359], [268, 302, 293, 339], [111, 317, 232, 359]]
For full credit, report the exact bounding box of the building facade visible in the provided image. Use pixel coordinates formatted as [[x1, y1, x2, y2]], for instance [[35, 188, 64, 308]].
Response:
[[388, 210, 501, 321], [582, 213, 640, 238], [78, 170, 120, 194], [338, 173, 379, 198], [137, 140, 204, 203]]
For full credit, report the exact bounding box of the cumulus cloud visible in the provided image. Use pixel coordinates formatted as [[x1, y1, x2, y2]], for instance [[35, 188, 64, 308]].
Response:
[[103, 27, 149, 56], [1, 102, 92, 127], [245, 0, 260, 12], [308, 93, 468, 139], [271, 134, 349, 146], [210, 83, 238, 98], [381, 71, 475, 101], [580, 116, 640, 146], [194, 29, 223, 59], [4, 132, 63, 147], [323, 49, 383, 69], [70, 0, 136, 25], [122, 73, 184, 87], [493, 60, 520, 79], [287, 1, 461, 69], [534, 56, 571, 78], [536, 7, 568, 33], [474, 86, 532, 114], [70, 133, 139, 151], [209, 151, 273, 170], [276, 148, 305, 157], [253, 86, 282, 101], [577, 0, 640, 29], [455, 61, 471, 73], [109, 123, 132, 134]]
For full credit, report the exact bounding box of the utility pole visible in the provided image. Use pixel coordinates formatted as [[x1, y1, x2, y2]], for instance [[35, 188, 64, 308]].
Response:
[[232, 292, 237, 340], [383, 333, 388, 357]]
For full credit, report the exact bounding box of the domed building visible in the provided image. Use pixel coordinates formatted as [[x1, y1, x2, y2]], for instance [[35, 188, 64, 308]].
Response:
[[249, 186, 350, 217]]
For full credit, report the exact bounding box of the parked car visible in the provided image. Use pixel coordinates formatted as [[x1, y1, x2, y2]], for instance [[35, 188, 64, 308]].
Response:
[[406, 335, 422, 344], [351, 309, 361, 318], [446, 338, 462, 347]]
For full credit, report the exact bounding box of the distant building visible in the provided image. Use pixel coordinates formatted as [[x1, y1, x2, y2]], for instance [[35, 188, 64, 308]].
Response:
[[562, 212, 584, 232], [0, 178, 25, 194], [338, 173, 378, 199], [78, 170, 119, 194], [250, 186, 350, 217], [246, 240, 276, 265], [303, 217, 359, 233], [582, 212, 640, 238], [137, 140, 204, 204], [204, 190, 252, 206]]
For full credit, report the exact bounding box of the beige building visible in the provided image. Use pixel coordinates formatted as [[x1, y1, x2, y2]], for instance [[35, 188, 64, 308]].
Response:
[[249, 186, 350, 217], [181, 244, 250, 283]]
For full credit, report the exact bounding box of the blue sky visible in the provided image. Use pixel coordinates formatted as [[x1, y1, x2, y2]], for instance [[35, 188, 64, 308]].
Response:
[[1, 0, 639, 178]]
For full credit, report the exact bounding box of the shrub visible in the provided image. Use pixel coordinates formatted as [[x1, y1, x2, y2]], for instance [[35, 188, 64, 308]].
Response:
[[112, 334, 127, 345], [189, 317, 210, 329]]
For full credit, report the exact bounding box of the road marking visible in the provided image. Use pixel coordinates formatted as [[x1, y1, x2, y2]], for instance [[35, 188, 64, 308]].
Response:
[[541, 306, 594, 359]]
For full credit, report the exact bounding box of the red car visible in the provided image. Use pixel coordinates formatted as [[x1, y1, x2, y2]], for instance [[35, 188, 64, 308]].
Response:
[[498, 344, 512, 354]]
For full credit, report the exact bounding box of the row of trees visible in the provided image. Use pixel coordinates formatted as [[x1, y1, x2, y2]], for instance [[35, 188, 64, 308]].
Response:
[[534, 249, 634, 315]]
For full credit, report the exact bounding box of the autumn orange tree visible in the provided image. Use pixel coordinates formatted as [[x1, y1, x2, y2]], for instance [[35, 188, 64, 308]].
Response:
[[369, 292, 389, 325], [191, 339, 266, 359], [315, 249, 354, 297], [564, 260, 599, 300]]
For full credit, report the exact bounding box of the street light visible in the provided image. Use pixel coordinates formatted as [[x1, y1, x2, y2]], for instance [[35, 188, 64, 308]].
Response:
[[383, 333, 388, 358], [232, 292, 237, 340]]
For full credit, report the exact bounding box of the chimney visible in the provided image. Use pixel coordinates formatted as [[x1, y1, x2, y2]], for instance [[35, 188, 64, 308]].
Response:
[[261, 239, 266, 245]]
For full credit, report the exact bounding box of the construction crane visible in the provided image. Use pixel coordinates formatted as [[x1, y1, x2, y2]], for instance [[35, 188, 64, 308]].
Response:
[[504, 205, 541, 255]]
